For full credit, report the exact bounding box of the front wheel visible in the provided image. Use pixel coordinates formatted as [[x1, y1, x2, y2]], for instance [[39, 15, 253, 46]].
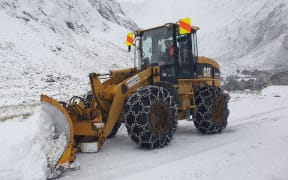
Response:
[[194, 87, 229, 134], [125, 86, 177, 149]]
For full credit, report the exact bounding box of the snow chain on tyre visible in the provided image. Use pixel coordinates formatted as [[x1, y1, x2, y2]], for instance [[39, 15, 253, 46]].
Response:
[[125, 86, 177, 149], [194, 86, 229, 134]]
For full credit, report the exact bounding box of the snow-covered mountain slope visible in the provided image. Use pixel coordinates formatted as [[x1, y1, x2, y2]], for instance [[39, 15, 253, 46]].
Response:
[[119, 0, 288, 74], [88, 0, 137, 30], [0, 0, 136, 106], [1, 86, 288, 180]]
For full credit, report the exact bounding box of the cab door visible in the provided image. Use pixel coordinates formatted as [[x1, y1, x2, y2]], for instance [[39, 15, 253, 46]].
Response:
[[176, 32, 198, 79]]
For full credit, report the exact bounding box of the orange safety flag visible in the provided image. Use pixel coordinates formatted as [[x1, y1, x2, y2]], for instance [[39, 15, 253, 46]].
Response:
[[126, 32, 134, 46], [179, 18, 192, 35]]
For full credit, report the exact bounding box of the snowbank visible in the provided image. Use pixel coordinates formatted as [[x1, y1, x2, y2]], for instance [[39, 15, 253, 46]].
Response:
[[0, 106, 67, 180]]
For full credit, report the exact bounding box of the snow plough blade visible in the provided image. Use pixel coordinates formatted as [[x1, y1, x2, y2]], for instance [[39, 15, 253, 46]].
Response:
[[40, 95, 75, 179]]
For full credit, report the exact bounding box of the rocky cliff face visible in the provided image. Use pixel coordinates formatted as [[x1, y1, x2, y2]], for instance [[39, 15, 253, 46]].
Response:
[[219, 1, 288, 71], [89, 0, 137, 30], [0, 0, 137, 34], [223, 69, 288, 92], [0, 0, 137, 104]]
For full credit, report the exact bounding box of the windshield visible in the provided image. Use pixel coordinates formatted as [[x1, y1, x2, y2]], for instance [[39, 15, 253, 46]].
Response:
[[141, 26, 173, 66]]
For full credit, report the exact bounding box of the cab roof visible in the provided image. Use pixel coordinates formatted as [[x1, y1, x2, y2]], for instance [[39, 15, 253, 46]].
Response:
[[135, 23, 200, 36]]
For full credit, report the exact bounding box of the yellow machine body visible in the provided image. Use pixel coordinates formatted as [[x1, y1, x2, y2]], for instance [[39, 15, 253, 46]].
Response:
[[40, 22, 229, 177]]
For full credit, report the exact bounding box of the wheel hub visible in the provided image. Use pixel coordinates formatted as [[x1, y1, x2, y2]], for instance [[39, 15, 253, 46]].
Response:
[[212, 96, 225, 125], [149, 100, 172, 135]]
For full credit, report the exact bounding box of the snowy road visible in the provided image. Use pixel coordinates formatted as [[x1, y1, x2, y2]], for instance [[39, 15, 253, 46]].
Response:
[[58, 87, 288, 180], [0, 86, 287, 180]]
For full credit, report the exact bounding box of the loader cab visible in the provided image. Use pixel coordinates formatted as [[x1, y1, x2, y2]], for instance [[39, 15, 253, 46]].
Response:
[[137, 23, 199, 84]]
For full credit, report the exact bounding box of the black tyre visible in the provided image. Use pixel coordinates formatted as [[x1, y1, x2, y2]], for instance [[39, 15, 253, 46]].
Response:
[[194, 87, 229, 134], [107, 122, 121, 138], [125, 86, 177, 149]]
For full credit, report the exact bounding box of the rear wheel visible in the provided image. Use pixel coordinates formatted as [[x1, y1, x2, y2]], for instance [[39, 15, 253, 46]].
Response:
[[125, 86, 177, 149], [194, 87, 229, 134]]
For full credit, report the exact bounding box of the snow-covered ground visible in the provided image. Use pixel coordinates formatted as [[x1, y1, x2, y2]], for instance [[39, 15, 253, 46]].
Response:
[[0, 86, 288, 180]]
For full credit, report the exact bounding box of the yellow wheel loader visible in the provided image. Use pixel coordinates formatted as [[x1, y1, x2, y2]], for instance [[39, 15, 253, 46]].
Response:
[[41, 20, 229, 178]]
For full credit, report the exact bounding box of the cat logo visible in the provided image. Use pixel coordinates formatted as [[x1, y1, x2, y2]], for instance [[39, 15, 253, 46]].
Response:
[[203, 67, 211, 77]]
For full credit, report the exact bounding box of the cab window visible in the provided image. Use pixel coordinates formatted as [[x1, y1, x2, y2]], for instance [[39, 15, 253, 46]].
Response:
[[141, 27, 174, 66]]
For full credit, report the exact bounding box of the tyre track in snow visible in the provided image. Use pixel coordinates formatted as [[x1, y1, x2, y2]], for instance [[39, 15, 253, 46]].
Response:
[[229, 105, 288, 128], [60, 105, 288, 180]]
